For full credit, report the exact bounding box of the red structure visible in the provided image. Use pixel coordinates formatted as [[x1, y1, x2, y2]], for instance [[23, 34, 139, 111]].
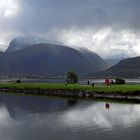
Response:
[[105, 79, 110, 86]]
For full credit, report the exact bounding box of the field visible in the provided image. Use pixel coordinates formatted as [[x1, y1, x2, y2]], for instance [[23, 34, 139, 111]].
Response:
[[0, 83, 140, 93]]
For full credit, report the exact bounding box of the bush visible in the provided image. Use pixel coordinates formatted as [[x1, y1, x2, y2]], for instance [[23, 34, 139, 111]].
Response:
[[16, 79, 21, 83], [115, 78, 125, 85]]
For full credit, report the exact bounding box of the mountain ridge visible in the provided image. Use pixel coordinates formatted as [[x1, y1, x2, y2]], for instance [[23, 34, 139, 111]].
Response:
[[0, 43, 109, 78]]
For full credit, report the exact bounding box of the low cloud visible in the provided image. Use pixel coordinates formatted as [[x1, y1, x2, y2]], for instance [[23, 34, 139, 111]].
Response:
[[47, 28, 140, 58]]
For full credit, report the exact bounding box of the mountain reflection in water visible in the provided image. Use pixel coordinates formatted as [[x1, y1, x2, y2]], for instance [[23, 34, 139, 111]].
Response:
[[0, 93, 140, 140]]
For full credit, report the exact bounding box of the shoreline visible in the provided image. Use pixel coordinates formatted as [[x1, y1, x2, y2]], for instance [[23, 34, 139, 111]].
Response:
[[1, 86, 140, 103]]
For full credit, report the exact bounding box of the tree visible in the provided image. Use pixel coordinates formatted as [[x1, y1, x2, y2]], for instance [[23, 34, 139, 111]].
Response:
[[66, 71, 78, 83]]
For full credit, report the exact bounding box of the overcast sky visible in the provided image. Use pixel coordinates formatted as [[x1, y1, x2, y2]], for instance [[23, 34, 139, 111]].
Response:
[[0, 0, 140, 58]]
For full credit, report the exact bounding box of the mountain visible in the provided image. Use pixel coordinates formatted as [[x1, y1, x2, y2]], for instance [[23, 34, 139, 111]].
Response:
[[6, 37, 64, 53], [97, 56, 140, 78], [6, 37, 40, 53], [0, 51, 4, 67], [0, 43, 109, 78], [80, 49, 110, 71]]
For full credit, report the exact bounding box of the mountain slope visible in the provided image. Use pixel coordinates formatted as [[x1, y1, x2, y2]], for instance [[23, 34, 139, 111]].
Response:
[[80, 49, 110, 71], [1, 43, 101, 77]]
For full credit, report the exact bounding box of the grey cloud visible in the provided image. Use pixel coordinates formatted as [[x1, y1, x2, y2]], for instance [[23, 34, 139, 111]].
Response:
[[0, 0, 140, 57], [12, 0, 140, 35]]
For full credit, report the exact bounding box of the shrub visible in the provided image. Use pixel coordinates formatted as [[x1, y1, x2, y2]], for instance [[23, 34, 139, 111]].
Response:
[[16, 79, 21, 83], [115, 78, 125, 85]]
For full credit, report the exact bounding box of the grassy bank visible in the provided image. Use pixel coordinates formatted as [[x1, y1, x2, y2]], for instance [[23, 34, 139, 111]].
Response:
[[1, 83, 140, 103], [0, 83, 140, 93]]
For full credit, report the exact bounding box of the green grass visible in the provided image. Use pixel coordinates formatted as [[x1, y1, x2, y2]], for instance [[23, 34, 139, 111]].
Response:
[[0, 83, 140, 93]]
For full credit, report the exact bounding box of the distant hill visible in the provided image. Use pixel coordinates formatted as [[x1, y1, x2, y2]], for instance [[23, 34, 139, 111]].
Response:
[[105, 57, 127, 66], [95, 56, 140, 78], [0, 43, 109, 78]]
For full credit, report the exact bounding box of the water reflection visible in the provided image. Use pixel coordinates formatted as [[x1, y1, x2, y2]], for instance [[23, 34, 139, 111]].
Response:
[[61, 102, 140, 129], [105, 102, 110, 109], [67, 99, 78, 107], [0, 93, 140, 140]]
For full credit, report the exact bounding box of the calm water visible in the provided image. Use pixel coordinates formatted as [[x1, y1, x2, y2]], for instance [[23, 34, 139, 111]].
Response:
[[21, 78, 140, 84], [0, 93, 140, 140]]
